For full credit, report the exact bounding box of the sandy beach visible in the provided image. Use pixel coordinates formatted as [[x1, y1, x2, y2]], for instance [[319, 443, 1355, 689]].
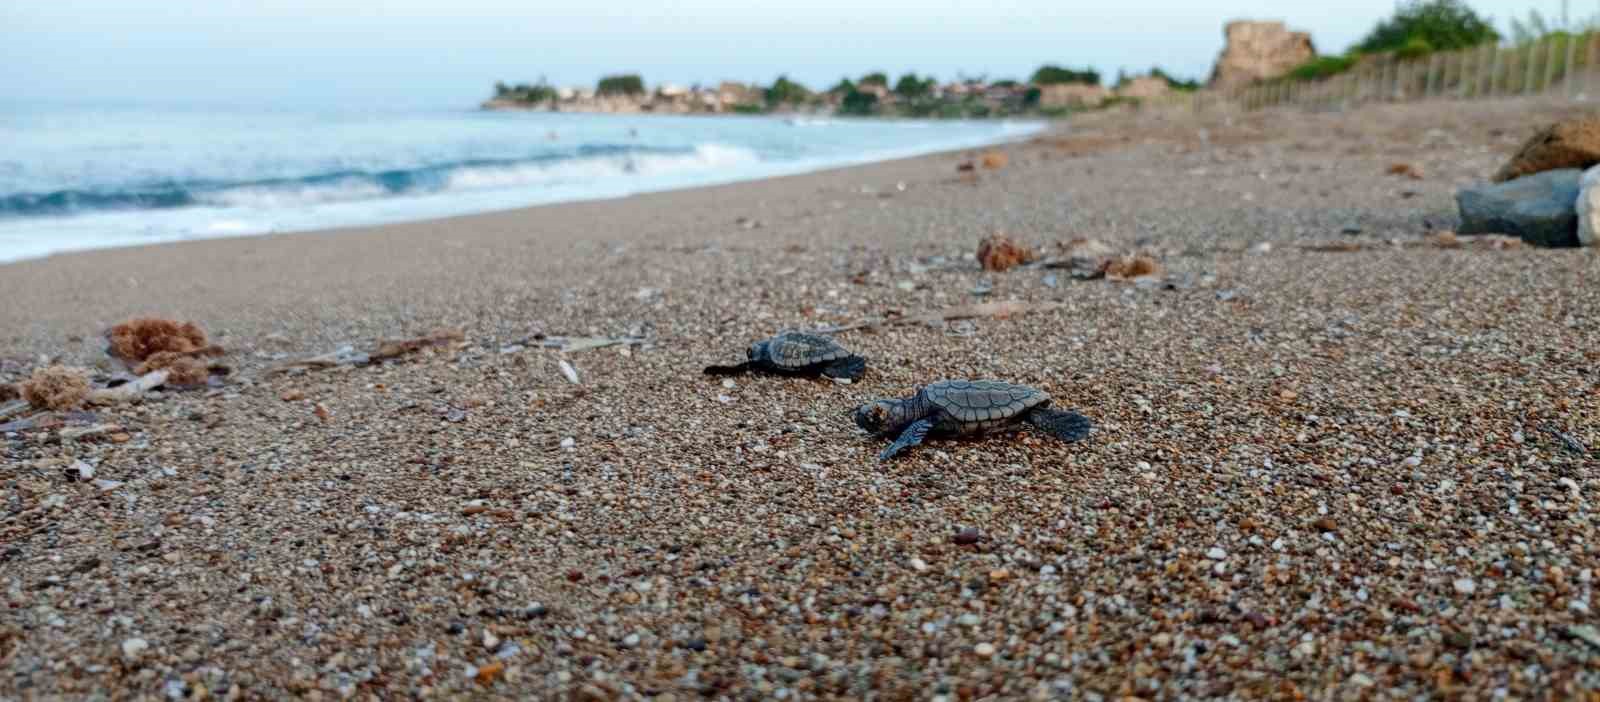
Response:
[[4, 98, 1600, 698]]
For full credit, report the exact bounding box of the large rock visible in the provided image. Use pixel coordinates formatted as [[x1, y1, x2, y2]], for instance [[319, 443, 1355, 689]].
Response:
[[1456, 169, 1582, 247], [1209, 20, 1316, 90], [1493, 117, 1600, 183], [1576, 165, 1600, 246]]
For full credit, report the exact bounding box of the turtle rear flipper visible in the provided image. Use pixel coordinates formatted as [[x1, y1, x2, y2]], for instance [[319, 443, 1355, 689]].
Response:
[[1025, 408, 1092, 442], [703, 362, 751, 376], [821, 355, 867, 381]]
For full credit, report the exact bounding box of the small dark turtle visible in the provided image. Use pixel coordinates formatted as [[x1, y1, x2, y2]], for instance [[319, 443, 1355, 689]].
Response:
[[853, 379, 1091, 460], [703, 332, 866, 381]]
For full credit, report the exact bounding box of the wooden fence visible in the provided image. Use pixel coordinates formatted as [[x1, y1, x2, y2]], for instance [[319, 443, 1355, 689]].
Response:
[[1151, 32, 1600, 113]]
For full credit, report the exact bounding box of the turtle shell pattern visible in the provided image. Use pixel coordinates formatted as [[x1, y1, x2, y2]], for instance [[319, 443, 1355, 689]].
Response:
[[923, 379, 1050, 435], [765, 333, 853, 371]]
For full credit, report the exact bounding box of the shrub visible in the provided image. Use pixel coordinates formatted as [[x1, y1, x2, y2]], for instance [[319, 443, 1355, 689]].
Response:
[[596, 74, 645, 96], [1287, 54, 1358, 81], [859, 72, 889, 87], [1030, 65, 1100, 86], [893, 73, 936, 99], [1354, 0, 1498, 54]]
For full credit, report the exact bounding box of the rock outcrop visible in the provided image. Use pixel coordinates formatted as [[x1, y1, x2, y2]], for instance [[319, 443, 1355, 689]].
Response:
[[1576, 165, 1600, 246], [1209, 20, 1316, 90], [1494, 117, 1600, 182], [1457, 169, 1582, 247]]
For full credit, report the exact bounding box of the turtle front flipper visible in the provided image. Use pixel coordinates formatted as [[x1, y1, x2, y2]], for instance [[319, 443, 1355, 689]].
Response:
[[879, 418, 933, 461], [703, 362, 752, 376], [821, 355, 867, 381], [1024, 408, 1092, 442]]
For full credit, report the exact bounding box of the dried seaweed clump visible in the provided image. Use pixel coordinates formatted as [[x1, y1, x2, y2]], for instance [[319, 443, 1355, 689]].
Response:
[[134, 352, 211, 386], [106, 318, 222, 364], [372, 328, 466, 361], [977, 233, 1036, 272], [0, 383, 17, 402], [1103, 255, 1163, 280], [980, 151, 1009, 170], [20, 366, 91, 410]]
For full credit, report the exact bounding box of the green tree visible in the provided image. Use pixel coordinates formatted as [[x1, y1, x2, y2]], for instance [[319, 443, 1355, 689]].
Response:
[[1148, 67, 1200, 91], [596, 74, 645, 96], [838, 88, 878, 116], [893, 73, 935, 99], [859, 72, 889, 88], [1030, 65, 1100, 86], [494, 81, 510, 97], [765, 75, 811, 106], [829, 78, 856, 94], [1354, 0, 1498, 54]]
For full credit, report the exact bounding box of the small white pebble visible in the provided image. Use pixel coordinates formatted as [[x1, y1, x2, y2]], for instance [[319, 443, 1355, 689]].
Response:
[[621, 633, 641, 649], [121, 638, 149, 662], [1570, 600, 1591, 614], [1206, 547, 1228, 560], [1454, 578, 1477, 595], [908, 558, 928, 573], [559, 437, 575, 449], [974, 642, 996, 658], [721, 378, 736, 389], [1403, 455, 1421, 467]]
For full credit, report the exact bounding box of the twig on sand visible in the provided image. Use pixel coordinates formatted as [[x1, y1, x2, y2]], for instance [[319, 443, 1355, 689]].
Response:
[[535, 336, 648, 354], [0, 400, 29, 421], [86, 370, 171, 405], [813, 301, 1066, 335]]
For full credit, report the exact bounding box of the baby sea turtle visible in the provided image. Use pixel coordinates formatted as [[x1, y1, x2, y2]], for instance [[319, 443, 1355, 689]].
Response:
[[853, 379, 1091, 460], [703, 331, 866, 381]]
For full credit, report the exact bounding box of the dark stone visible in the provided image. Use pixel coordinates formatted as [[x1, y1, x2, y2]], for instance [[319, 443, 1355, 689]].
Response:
[[1456, 169, 1582, 247]]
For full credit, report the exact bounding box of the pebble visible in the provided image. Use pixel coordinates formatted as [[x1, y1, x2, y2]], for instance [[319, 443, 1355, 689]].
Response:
[[1454, 578, 1477, 595], [121, 637, 150, 662], [908, 557, 928, 572], [1206, 547, 1228, 560], [974, 642, 997, 658], [952, 528, 982, 545]]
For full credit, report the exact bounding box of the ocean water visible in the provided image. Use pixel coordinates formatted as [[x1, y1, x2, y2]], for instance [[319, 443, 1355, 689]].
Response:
[[0, 104, 1041, 263]]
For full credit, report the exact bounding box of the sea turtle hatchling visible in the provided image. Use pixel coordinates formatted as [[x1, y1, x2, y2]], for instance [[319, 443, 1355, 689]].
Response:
[[703, 331, 867, 381], [853, 379, 1091, 460]]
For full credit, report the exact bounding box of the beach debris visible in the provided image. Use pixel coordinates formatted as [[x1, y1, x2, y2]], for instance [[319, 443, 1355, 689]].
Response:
[[1386, 163, 1423, 179], [87, 370, 170, 405], [1102, 255, 1163, 281], [976, 233, 1037, 272], [1493, 117, 1600, 183], [134, 353, 211, 387], [0, 399, 30, 421], [1033, 238, 1118, 279], [702, 332, 866, 381], [541, 336, 648, 354], [735, 217, 763, 230], [20, 366, 92, 411], [0, 383, 17, 403], [955, 161, 976, 172], [106, 318, 222, 365], [980, 151, 1008, 170], [970, 278, 994, 296], [558, 359, 581, 385], [1457, 168, 1582, 247], [371, 328, 465, 362], [267, 329, 464, 376]]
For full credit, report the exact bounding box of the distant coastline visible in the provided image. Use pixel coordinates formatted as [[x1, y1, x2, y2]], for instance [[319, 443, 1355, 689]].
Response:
[[483, 67, 1195, 120]]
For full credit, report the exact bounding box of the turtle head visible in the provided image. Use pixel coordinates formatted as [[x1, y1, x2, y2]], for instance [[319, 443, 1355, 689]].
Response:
[[852, 400, 904, 436], [746, 340, 770, 363]]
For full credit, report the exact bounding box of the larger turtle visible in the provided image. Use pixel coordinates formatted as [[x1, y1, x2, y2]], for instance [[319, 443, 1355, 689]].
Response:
[[704, 332, 866, 381], [853, 379, 1091, 460]]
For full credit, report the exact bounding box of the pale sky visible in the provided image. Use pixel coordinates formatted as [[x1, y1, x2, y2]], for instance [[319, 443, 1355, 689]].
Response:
[[0, 1, 1580, 108]]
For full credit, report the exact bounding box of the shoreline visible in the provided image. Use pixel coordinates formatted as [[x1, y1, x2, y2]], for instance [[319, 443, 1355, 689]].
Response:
[[0, 114, 1046, 267]]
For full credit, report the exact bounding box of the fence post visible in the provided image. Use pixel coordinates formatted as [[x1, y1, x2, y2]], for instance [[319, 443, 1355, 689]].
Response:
[[1546, 34, 1561, 94], [1427, 52, 1441, 97], [1524, 38, 1539, 95], [1566, 32, 1580, 98], [1487, 43, 1501, 97]]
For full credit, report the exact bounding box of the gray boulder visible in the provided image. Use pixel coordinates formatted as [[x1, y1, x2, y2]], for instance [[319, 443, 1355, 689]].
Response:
[[1456, 169, 1582, 247]]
